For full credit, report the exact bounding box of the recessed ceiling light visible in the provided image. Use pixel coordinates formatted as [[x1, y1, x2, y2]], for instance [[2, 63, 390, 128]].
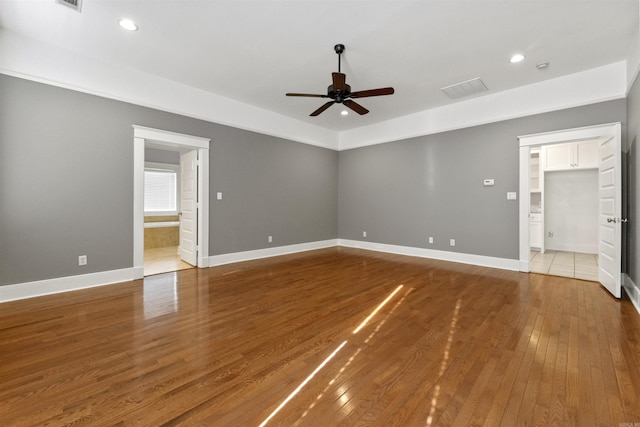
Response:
[[510, 53, 525, 63], [341, 110, 348, 116], [119, 19, 138, 31]]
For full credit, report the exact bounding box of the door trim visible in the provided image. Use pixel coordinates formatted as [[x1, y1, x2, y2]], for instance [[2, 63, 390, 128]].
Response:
[[517, 122, 621, 276], [133, 126, 211, 279]]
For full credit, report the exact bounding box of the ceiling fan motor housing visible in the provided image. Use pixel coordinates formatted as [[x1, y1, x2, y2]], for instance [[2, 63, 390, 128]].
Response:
[[328, 84, 351, 103]]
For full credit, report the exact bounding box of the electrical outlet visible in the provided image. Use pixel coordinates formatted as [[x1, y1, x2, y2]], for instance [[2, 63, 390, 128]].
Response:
[[268, 235, 273, 243], [363, 231, 367, 238], [78, 255, 87, 266], [449, 239, 455, 247], [428, 237, 434, 244], [548, 231, 553, 238]]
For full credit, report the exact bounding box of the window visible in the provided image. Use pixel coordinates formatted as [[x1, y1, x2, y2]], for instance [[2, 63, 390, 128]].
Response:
[[144, 164, 179, 215]]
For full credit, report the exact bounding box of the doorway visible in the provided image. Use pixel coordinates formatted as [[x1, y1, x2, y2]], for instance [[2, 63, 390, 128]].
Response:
[[527, 141, 600, 281], [518, 123, 623, 298], [143, 147, 193, 275], [133, 126, 211, 280]]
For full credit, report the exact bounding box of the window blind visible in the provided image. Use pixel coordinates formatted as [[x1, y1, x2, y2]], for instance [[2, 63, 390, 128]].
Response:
[[144, 169, 177, 213]]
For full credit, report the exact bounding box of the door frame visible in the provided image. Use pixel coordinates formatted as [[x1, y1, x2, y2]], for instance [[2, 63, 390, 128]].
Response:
[[133, 125, 211, 279], [517, 123, 621, 279]]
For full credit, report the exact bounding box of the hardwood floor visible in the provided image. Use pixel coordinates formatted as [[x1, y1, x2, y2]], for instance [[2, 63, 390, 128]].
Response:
[[1, 247, 639, 426]]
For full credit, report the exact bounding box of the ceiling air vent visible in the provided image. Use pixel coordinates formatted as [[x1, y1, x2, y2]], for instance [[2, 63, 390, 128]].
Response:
[[55, 0, 82, 12], [440, 77, 488, 100]]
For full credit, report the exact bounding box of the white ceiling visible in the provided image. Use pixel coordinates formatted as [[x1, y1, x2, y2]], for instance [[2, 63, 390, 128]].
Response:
[[0, 0, 638, 132]]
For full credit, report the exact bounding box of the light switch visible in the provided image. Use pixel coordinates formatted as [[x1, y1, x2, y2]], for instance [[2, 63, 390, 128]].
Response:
[[216, 192, 223, 200], [507, 192, 517, 200], [483, 179, 495, 186]]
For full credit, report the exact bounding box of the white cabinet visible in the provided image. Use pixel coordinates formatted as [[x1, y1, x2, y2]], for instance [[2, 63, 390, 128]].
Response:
[[529, 213, 543, 249], [544, 144, 571, 170], [530, 148, 541, 191], [529, 149, 544, 252], [543, 140, 599, 171], [575, 140, 599, 168]]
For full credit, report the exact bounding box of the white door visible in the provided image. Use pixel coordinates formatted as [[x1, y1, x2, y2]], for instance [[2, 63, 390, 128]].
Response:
[[180, 150, 198, 266], [598, 136, 621, 298]]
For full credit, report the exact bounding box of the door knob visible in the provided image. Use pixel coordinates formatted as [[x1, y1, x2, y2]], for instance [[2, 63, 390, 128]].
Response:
[[607, 218, 628, 223]]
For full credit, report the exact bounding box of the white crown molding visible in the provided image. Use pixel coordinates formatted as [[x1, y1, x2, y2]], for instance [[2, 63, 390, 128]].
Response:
[[626, 28, 640, 92], [0, 29, 338, 150], [339, 61, 628, 150], [0, 29, 630, 152], [626, 12, 640, 93]]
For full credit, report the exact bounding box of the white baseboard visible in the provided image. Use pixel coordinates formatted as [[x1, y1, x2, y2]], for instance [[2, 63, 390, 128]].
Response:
[[133, 266, 145, 280], [623, 274, 640, 316], [208, 239, 339, 267], [0, 268, 137, 303], [0, 238, 523, 303], [545, 243, 597, 254], [338, 239, 520, 271], [197, 256, 210, 269]]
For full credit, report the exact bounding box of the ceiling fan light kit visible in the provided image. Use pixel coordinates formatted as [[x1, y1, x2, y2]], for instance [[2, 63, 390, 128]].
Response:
[[286, 44, 394, 117]]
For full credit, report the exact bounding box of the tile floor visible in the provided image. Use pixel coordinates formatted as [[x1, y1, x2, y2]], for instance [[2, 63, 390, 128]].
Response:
[[144, 246, 194, 276], [529, 250, 599, 281]]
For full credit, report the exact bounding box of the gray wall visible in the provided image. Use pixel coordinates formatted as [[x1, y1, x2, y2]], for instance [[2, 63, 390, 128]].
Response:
[[209, 129, 337, 254], [339, 100, 626, 260], [0, 71, 631, 289], [627, 73, 639, 287], [0, 74, 338, 286]]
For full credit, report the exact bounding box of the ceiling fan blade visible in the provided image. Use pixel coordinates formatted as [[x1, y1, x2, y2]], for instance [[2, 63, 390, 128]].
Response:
[[332, 72, 346, 92], [286, 93, 328, 98], [343, 99, 369, 115], [350, 87, 395, 98], [310, 101, 335, 116]]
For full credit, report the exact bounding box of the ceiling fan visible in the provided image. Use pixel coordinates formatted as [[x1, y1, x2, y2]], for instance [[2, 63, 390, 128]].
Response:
[[286, 44, 395, 116]]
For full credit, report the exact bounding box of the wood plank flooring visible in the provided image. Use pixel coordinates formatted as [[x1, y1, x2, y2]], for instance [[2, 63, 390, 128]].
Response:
[[1, 247, 639, 426]]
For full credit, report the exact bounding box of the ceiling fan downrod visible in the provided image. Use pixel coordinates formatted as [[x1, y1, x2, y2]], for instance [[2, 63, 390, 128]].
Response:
[[334, 44, 345, 73]]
